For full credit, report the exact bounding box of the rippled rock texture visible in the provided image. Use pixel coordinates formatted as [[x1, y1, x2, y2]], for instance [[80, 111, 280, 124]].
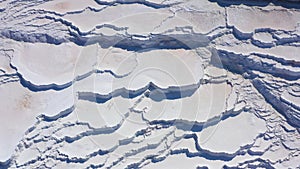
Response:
[[0, 0, 299, 168]]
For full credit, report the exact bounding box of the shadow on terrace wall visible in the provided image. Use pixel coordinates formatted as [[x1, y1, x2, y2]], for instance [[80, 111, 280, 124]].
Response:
[[209, 0, 300, 9]]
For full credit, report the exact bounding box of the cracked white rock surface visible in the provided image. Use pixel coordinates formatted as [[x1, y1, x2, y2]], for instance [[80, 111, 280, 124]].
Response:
[[0, 0, 300, 168]]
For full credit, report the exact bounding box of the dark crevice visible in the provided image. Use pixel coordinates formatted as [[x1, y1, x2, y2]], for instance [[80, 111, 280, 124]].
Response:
[[223, 158, 275, 169], [215, 50, 300, 81], [78, 80, 204, 103], [149, 106, 245, 132], [94, 0, 179, 9], [40, 106, 75, 122]]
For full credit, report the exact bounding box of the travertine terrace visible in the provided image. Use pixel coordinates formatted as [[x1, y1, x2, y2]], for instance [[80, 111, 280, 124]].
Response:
[[0, 0, 300, 168]]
